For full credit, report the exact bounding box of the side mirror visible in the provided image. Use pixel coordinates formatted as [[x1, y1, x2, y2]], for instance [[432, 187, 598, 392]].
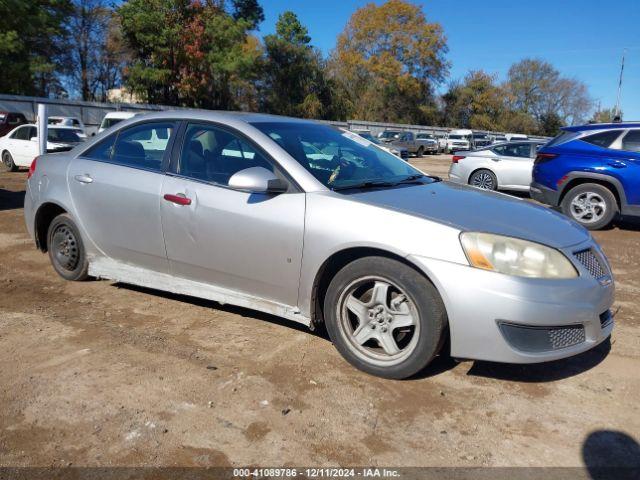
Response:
[[228, 167, 288, 194]]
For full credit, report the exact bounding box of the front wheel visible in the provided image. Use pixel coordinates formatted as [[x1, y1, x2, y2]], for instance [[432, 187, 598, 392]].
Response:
[[324, 257, 447, 379], [416, 147, 424, 158], [2, 151, 18, 172], [561, 183, 618, 230], [47, 213, 89, 281]]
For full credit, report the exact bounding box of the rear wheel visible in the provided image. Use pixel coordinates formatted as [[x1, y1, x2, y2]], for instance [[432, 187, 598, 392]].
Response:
[[416, 146, 424, 158], [324, 257, 447, 379], [2, 151, 17, 172], [47, 213, 89, 281], [469, 169, 497, 190], [561, 183, 618, 230]]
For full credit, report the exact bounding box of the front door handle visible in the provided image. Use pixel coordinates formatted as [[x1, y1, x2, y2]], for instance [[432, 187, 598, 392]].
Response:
[[163, 193, 192, 206], [74, 174, 93, 184]]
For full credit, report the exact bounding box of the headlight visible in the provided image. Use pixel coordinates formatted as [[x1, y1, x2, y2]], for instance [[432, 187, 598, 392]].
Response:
[[460, 232, 577, 279]]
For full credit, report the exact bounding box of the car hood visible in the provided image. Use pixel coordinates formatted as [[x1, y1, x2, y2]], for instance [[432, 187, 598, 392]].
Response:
[[345, 181, 590, 248]]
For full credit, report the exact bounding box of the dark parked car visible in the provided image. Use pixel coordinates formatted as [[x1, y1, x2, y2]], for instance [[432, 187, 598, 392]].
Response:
[[531, 122, 640, 230], [0, 112, 28, 137]]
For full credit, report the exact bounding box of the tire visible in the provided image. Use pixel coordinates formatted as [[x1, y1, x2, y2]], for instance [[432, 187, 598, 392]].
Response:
[[324, 256, 447, 379], [469, 169, 498, 190], [416, 147, 424, 158], [561, 183, 618, 230], [47, 213, 89, 281], [2, 151, 18, 172]]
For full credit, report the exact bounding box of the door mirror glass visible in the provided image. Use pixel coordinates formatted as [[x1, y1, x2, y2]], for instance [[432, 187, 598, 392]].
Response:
[[228, 167, 287, 193]]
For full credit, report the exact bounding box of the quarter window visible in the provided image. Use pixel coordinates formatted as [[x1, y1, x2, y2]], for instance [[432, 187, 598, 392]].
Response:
[[581, 130, 622, 148], [178, 123, 274, 186], [111, 122, 175, 171], [621, 130, 640, 153]]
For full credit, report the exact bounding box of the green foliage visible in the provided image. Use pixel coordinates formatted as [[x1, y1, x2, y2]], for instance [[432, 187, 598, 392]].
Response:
[[441, 71, 505, 130], [231, 0, 264, 30], [0, 0, 72, 96]]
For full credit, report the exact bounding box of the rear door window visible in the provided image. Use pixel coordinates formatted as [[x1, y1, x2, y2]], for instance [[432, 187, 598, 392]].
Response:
[[493, 143, 531, 158], [111, 122, 176, 171], [581, 130, 622, 148], [621, 130, 640, 153]]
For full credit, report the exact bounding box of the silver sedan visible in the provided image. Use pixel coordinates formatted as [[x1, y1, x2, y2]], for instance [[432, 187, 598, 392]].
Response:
[[448, 141, 544, 192], [23, 111, 614, 379]]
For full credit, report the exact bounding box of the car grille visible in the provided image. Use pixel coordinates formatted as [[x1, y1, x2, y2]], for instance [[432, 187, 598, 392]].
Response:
[[574, 249, 607, 279], [549, 325, 586, 350]]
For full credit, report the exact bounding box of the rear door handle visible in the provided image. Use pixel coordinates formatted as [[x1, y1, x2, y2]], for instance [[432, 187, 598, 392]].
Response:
[[163, 193, 192, 206], [74, 174, 93, 184]]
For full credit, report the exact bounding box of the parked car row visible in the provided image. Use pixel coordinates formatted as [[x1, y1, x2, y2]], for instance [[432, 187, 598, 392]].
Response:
[[372, 128, 535, 155], [449, 121, 640, 231], [23, 110, 614, 379], [0, 110, 142, 141]]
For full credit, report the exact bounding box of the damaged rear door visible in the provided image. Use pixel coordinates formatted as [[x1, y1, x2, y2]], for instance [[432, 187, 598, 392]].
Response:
[[160, 121, 305, 307]]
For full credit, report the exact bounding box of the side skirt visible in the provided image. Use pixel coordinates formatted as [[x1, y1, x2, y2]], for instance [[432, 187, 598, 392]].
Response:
[[88, 257, 311, 327]]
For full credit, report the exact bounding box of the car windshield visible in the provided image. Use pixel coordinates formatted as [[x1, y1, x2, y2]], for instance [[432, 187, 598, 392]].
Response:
[[473, 134, 488, 139], [48, 128, 81, 143], [379, 131, 401, 139], [101, 117, 125, 129], [418, 134, 434, 139], [251, 122, 433, 190], [449, 135, 466, 140]]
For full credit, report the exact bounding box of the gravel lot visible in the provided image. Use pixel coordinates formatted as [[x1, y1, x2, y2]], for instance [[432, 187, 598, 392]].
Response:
[[0, 155, 639, 470]]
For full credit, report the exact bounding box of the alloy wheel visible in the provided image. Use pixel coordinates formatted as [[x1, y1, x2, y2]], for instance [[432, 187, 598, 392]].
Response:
[[569, 191, 606, 224], [336, 276, 420, 366], [471, 171, 495, 190]]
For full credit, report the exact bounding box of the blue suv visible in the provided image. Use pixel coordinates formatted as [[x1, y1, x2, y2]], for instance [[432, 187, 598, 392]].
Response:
[[531, 122, 640, 230]]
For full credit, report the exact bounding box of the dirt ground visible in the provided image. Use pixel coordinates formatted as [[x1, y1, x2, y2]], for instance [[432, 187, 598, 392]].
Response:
[[0, 155, 639, 470]]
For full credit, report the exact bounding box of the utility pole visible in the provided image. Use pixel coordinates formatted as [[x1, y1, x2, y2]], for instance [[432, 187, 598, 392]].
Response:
[[614, 49, 626, 121]]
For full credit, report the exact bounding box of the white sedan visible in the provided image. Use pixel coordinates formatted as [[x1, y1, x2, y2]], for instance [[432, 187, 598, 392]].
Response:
[[1, 124, 83, 171], [448, 141, 544, 191]]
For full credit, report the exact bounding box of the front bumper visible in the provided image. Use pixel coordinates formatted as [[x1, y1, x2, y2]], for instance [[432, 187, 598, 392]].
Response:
[[530, 181, 561, 207], [409, 246, 614, 364]]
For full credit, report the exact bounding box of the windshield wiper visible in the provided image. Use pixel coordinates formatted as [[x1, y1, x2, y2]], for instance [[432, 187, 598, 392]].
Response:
[[331, 180, 396, 191]]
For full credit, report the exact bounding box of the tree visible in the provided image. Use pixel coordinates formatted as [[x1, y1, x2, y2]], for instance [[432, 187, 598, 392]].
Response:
[[63, 0, 117, 100], [505, 58, 593, 128], [231, 0, 264, 30], [178, 3, 262, 109], [441, 71, 506, 130], [0, 0, 72, 96], [331, 0, 449, 123], [261, 11, 341, 118], [591, 106, 620, 123]]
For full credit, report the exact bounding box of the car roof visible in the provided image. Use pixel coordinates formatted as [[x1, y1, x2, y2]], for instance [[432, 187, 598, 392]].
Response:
[[562, 122, 640, 132], [18, 123, 78, 130], [103, 110, 317, 125]]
